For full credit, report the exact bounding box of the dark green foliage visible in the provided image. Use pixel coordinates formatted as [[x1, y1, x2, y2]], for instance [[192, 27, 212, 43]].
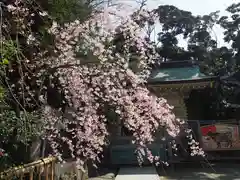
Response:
[[152, 4, 238, 77], [40, 0, 94, 24]]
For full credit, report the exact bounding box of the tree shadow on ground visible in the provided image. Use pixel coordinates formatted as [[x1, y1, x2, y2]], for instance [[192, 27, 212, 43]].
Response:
[[157, 163, 240, 179], [88, 166, 117, 180]]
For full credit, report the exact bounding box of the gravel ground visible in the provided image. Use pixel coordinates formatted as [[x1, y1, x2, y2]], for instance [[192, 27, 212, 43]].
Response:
[[88, 173, 115, 180], [88, 167, 117, 180], [87, 163, 240, 180], [158, 163, 240, 179]]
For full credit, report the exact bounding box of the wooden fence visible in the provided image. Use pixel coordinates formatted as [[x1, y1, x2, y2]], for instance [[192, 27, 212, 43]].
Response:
[[0, 157, 56, 180]]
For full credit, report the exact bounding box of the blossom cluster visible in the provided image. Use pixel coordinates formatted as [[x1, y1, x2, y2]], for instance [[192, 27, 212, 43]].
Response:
[[3, 0, 204, 168], [42, 8, 183, 166]]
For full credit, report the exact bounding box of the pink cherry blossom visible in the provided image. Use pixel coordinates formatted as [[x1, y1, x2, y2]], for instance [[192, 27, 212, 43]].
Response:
[[5, 0, 204, 168]]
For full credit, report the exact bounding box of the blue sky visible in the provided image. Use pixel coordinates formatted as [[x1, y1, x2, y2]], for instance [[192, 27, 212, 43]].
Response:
[[121, 0, 238, 47]]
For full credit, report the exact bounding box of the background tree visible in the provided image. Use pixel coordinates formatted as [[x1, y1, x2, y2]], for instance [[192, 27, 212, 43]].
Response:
[[152, 5, 232, 76], [150, 4, 240, 118], [218, 3, 240, 69]]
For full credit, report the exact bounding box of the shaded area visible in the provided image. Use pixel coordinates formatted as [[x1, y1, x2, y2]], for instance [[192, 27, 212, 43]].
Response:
[[88, 166, 117, 179], [88, 173, 115, 180], [158, 163, 240, 179], [219, 72, 240, 110]]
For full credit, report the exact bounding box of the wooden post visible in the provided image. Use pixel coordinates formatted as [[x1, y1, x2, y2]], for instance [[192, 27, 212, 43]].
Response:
[[29, 170, 33, 180], [38, 168, 42, 180], [45, 165, 49, 180], [51, 161, 55, 180], [76, 168, 83, 180]]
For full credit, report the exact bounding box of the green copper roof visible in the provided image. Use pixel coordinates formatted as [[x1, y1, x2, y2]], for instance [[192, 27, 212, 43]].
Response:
[[148, 65, 211, 83]]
